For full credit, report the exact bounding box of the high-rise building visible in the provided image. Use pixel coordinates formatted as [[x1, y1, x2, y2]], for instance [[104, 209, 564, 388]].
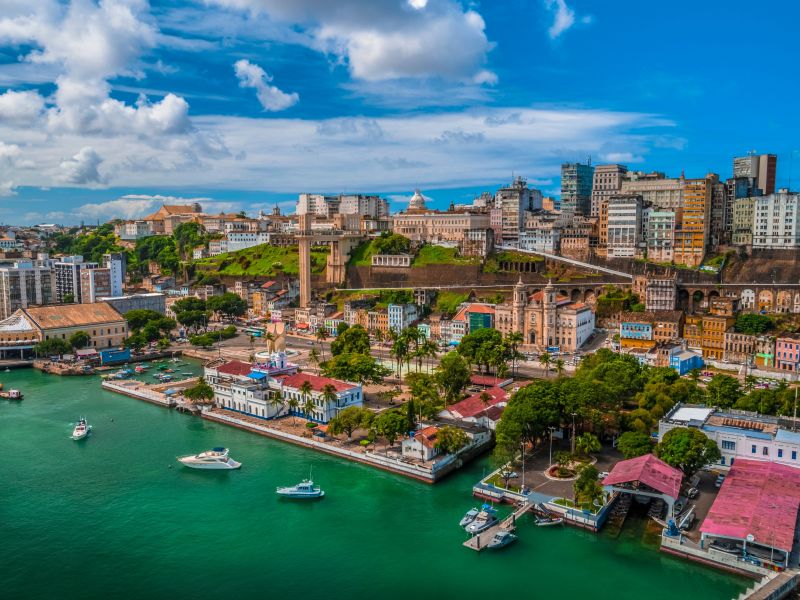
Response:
[[752, 190, 800, 249], [673, 174, 717, 267], [80, 267, 112, 304], [621, 171, 684, 210], [102, 252, 126, 297], [646, 210, 677, 263], [733, 153, 777, 195], [54, 256, 97, 303], [560, 161, 594, 215], [494, 176, 543, 244], [731, 197, 756, 247], [0, 261, 56, 319], [296, 194, 339, 217], [708, 180, 728, 248], [605, 195, 643, 258], [723, 177, 761, 240], [338, 195, 389, 219], [590, 164, 627, 217]]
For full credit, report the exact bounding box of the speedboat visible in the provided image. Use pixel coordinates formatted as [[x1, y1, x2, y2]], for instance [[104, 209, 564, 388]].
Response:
[[486, 530, 517, 550], [177, 447, 241, 470], [459, 507, 480, 527], [276, 479, 325, 499], [535, 516, 564, 527], [72, 418, 91, 440], [465, 507, 498, 534]]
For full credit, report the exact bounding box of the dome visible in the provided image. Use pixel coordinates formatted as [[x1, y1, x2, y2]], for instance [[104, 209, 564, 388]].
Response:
[[408, 189, 426, 211]]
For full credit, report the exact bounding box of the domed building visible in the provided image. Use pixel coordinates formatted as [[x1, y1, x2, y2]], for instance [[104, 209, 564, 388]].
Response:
[[408, 189, 426, 211]]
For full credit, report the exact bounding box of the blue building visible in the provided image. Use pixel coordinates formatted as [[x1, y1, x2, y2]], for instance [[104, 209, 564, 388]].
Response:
[[670, 350, 704, 375]]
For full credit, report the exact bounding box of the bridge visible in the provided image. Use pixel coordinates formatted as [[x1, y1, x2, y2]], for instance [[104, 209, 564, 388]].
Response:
[[496, 245, 635, 280]]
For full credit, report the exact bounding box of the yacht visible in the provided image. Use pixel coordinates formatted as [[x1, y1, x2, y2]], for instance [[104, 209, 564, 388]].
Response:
[[276, 479, 325, 499], [72, 418, 91, 440], [177, 447, 241, 470], [0, 388, 23, 400], [459, 507, 480, 528], [465, 507, 498, 534]]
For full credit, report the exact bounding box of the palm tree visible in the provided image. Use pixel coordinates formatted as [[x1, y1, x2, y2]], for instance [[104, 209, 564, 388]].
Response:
[[576, 432, 601, 458], [539, 351, 552, 376], [505, 331, 523, 376], [302, 394, 316, 422], [299, 379, 313, 418], [554, 358, 566, 377], [479, 391, 492, 420], [287, 396, 300, 424], [422, 340, 438, 372], [321, 383, 339, 413], [267, 392, 285, 419], [308, 347, 320, 372]]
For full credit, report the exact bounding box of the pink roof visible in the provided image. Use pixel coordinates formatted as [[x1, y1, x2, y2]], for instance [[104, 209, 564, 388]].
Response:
[[280, 372, 356, 393], [452, 303, 496, 322], [483, 405, 505, 421], [216, 360, 253, 376], [448, 386, 508, 419], [470, 375, 512, 387], [700, 459, 800, 552], [602, 454, 683, 499]]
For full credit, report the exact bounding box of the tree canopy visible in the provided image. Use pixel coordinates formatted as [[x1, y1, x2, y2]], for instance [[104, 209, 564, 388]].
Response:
[[183, 378, 214, 404], [435, 425, 469, 454], [206, 292, 247, 320], [616, 431, 653, 459], [68, 330, 91, 349], [327, 406, 374, 439], [373, 232, 411, 255], [330, 324, 371, 356], [734, 313, 773, 335], [321, 352, 391, 384], [434, 351, 471, 404], [705, 374, 741, 409], [34, 338, 71, 357], [655, 427, 721, 477]]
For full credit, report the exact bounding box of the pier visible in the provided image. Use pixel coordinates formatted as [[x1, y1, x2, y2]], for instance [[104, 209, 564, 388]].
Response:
[[463, 501, 534, 551]]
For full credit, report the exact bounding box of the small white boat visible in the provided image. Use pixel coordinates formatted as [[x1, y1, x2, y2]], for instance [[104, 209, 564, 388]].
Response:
[[535, 516, 564, 527], [486, 530, 518, 550], [459, 507, 480, 528], [72, 417, 91, 440], [276, 479, 325, 499], [0, 388, 23, 400], [177, 447, 241, 470]]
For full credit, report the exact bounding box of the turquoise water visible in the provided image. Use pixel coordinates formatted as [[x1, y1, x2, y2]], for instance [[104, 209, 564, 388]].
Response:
[[1, 365, 748, 600]]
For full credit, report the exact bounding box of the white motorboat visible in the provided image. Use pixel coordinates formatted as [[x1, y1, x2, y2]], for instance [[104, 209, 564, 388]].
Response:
[[465, 507, 498, 534], [486, 530, 518, 550], [459, 507, 480, 528], [71, 418, 91, 440], [177, 447, 241, 470], [276, 479, 325, 499]]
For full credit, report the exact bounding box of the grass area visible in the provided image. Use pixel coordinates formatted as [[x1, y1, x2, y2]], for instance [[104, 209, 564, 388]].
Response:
[[435, 291, 469, 316], [552, 497, 602, 514], [348, 240, 378, 266], [483, 250, 544, 273], [327, 288, 414, 311], [411, 245, 480, 267], [484, 473, 522, 492], [195, 244, 328, 277]]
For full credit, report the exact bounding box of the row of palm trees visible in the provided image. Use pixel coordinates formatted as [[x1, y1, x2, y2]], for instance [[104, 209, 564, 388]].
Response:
[[537, 351, 566, 377], [263, 379, 340, 425], [388, 326, 439, 379]]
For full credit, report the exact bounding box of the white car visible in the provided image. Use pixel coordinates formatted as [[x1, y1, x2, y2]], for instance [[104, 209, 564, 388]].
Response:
[[598, 471, 610, 480]]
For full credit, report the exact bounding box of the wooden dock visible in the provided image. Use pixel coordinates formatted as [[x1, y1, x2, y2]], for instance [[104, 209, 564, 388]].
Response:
[[463, 502, 534, 551]]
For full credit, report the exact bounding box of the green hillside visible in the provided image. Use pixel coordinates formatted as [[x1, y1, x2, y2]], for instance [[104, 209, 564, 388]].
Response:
[[195, 244, 328, 277]]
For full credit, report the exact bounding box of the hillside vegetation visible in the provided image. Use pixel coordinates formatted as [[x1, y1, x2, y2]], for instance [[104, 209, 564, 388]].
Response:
[[196, 244, 328, 277]]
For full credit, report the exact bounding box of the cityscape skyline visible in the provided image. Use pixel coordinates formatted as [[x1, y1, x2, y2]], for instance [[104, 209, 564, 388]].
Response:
[[0, 1, 799, 224]]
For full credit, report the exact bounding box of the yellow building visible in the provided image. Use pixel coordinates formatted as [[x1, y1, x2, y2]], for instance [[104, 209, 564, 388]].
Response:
[[673, 174, 716, 267]]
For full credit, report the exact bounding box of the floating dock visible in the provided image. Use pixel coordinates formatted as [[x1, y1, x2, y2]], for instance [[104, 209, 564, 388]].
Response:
[[463, 502, 534, 551]]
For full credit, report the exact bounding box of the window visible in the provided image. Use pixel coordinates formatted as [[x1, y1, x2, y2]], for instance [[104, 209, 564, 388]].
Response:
[[722, 440, 735, 451], [751, 445, 757, 454], [762, 447, 769, 456], [778, 449, 784, 458], [793, 451, 797, 461]]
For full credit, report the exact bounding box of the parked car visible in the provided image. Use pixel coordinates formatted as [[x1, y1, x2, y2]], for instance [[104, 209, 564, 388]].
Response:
[[674, 500, 685, 514], [686, 487, 699, 499], [714, 474, 726, 488], [598, 471, 610, 480], [499, 470, 519, 479]]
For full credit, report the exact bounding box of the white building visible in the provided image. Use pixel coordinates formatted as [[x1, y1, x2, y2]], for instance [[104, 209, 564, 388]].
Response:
[[0, 261, 56, 319], [338, 194, 389, 219], [752, 190, 800, 249], [659, 404, 800, 470], [114, 220, 152, 240], [519, 226, 560, 253], [591, 164, 628, 217], [387, 303, 420, 332], [103, 252, 125, 297], [54, 256, 97, 303], [297, 194, 339, 218], [606, 195, 643, 258], [646, 210, 676, 262]]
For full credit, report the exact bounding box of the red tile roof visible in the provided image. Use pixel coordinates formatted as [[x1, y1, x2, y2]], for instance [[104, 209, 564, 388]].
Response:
[[528, 291, 571, 304], [701, 459, 800, 553], [414, 425, 440, 449], [216, 360, 253, 376], [470, 375, 512, 387], [280, 373, 356, 393], [452, 303, 496, 322], [483, 405, 505, 421], [448, 386, 508, 419], [602, 454, 683, 499]]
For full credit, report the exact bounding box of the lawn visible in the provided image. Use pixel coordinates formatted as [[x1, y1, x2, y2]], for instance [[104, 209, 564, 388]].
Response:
[[411, 245, 480, 267], [434, 291, 469, 315], [195, 244, 328, 277], [348, 240, 378, 266]]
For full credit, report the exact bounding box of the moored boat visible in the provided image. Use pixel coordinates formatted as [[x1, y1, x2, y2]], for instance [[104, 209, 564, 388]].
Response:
[[177, 447, 241, 470], [486, 530, 517, 550], [0, 388, 23, 400], [71, 417, 91, 440], [535, 516, 563, 527], [465, 506, 498, 534], [459, 507, 480, 528], [276, 479, 325, 498]]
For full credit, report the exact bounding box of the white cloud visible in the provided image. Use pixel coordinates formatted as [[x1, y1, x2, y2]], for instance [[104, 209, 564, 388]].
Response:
[[233, 59, 298, 111], [207, 0, 496, 84], [0, 90, 45, 124], [0, 180, 16, 197], [544, 0, 575, 39], [600, 152, 644, 164], [58, 147, 105, 185]]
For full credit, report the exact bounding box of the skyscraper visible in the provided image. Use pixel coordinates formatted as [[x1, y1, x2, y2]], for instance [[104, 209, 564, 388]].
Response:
[[561, 161, 594, 215], [733, 153, 777, 195], [590, 164, 627, 217]]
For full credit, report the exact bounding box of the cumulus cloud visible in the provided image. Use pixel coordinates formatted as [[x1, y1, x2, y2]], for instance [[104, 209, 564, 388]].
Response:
[[233, 59, 298, 111], [544, 0, 575, 39], [58, 147, 105, 185], [0, 180, 16, 197], [208, 0, 496, 83], [68, 194, 211, 221], [600, 152, 644, 164], [0, 0, 192, 137]]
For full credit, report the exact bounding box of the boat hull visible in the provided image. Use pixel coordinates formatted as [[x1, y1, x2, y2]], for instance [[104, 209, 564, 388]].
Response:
[[276, 490, 325, 499], [177, 457, 241, 470]]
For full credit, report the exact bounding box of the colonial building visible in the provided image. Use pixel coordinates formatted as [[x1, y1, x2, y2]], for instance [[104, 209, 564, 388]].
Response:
[[495, 279, 595, 351]]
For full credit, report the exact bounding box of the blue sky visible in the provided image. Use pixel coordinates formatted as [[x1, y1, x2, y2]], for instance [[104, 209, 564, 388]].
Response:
[[0, 0, 798, 224]]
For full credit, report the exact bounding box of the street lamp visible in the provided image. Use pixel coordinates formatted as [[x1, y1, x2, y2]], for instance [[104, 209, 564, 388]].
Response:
[[571, 412, 577, 455], [548, 426, 556, 467]]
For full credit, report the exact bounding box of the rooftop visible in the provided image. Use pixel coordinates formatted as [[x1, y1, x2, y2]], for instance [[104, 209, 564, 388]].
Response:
[[447, 386, 508, 419], [23, 303, 124, 329], [279, 372, 356, 393], [700, 459, 800, 553], [602, 454, 683, 499], [215, 360, 254, 377]]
